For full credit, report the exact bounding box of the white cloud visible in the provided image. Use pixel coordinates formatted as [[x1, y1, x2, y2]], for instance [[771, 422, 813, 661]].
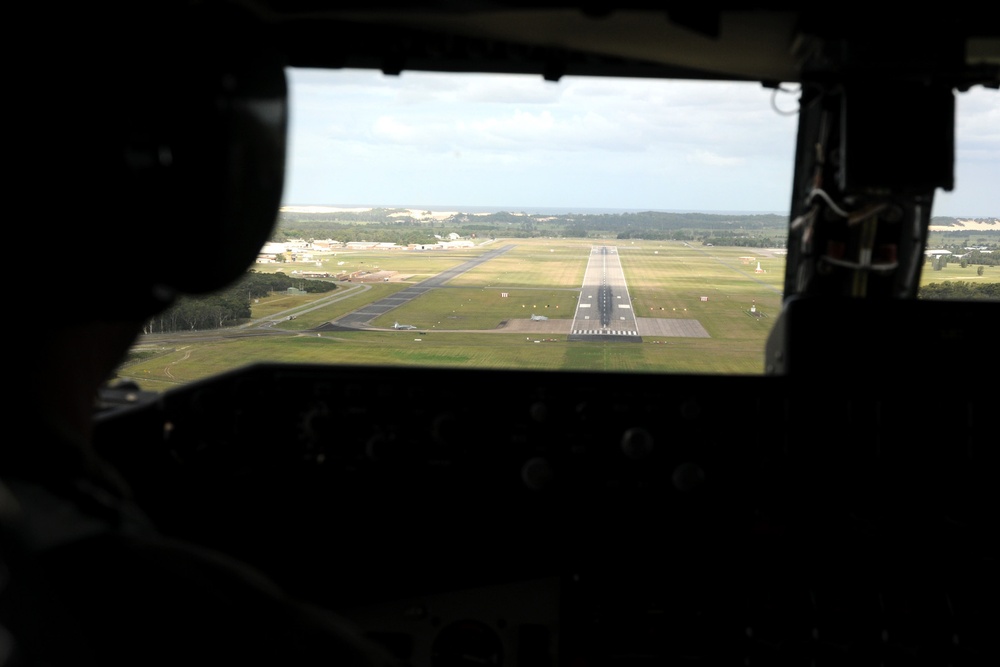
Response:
[[283, 68, 996, 216], [687, 149, 746, 167]]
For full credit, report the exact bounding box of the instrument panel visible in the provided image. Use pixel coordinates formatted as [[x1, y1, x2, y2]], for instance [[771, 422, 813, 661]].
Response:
[[94, 363, 995, 665]]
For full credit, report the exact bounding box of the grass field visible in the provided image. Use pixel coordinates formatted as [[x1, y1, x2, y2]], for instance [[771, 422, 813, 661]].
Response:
[[119, 237, 994, 392]]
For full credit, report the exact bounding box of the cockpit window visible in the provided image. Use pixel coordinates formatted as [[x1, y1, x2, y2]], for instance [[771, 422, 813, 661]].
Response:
[[119, 71, 997, 391]]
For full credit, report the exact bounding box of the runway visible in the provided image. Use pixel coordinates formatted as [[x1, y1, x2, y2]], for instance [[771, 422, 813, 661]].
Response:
[[331, 244, 515, 329], [321, 242, 710, 340], [568, 245, 642, 342]]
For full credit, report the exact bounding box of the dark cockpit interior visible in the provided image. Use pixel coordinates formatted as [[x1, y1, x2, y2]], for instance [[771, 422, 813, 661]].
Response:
[[4, 2, 997, 666]]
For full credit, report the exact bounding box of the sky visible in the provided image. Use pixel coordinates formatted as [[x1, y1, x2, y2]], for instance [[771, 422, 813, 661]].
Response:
[[282, 67, 998, 218]]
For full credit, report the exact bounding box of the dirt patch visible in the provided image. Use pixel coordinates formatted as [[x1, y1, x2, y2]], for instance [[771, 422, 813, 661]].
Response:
[[497, 318, 572, 334], [352, 270, 397, 282]]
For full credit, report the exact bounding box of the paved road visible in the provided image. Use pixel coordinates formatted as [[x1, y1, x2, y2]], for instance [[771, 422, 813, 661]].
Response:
[[320, 244, 516, 330]]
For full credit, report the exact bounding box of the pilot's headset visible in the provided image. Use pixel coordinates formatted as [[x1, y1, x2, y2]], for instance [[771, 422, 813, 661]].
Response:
[[61, 2, 288, 320]]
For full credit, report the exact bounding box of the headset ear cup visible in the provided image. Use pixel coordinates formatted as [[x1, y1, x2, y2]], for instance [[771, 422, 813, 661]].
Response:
[[144, 5, 288, 296], [108, 3, 287, 309], [165, 44, 288, 296], [21, 3, 286, 321], [23, 0, 288, 321]]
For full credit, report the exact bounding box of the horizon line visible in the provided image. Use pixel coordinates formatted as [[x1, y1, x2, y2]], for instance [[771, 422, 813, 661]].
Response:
[[281, 204, 790, 216], [280, 204, 997, 220]]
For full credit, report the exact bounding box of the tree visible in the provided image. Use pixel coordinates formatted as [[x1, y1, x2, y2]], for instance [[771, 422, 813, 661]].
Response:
[[919, 281, 999, 300]]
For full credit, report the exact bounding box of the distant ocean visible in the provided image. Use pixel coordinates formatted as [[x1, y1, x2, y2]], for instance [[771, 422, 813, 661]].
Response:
[[290, 203, 787, 216]]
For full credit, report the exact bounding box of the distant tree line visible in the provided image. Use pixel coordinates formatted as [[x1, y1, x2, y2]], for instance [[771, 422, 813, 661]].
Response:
[[616, 229, 696, 241], [926, 226, 1000, 248], [143, 270, 337, 333], [275, 210, 789, 246], [276, 211, 995, 248], [919, 281, 999, 300], [276, 222, 442, 246]]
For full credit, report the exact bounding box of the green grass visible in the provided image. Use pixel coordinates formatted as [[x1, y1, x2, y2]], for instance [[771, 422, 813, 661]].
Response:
[[374, 287, 581, 330], [919, 263, 996, 286], [119, 238, 995, 392], [280, 247, 484, 282], [448, 242, 590, 288], [124, 328, 772, 391]]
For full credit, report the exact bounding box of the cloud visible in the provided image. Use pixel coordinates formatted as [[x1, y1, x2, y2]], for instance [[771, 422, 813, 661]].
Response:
[[283, 68, 996, 216], [687, 149, 746, 167]]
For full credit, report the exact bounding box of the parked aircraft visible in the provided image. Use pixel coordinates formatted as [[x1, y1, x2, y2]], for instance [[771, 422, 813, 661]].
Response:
[[393, 321, 417, 330]]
